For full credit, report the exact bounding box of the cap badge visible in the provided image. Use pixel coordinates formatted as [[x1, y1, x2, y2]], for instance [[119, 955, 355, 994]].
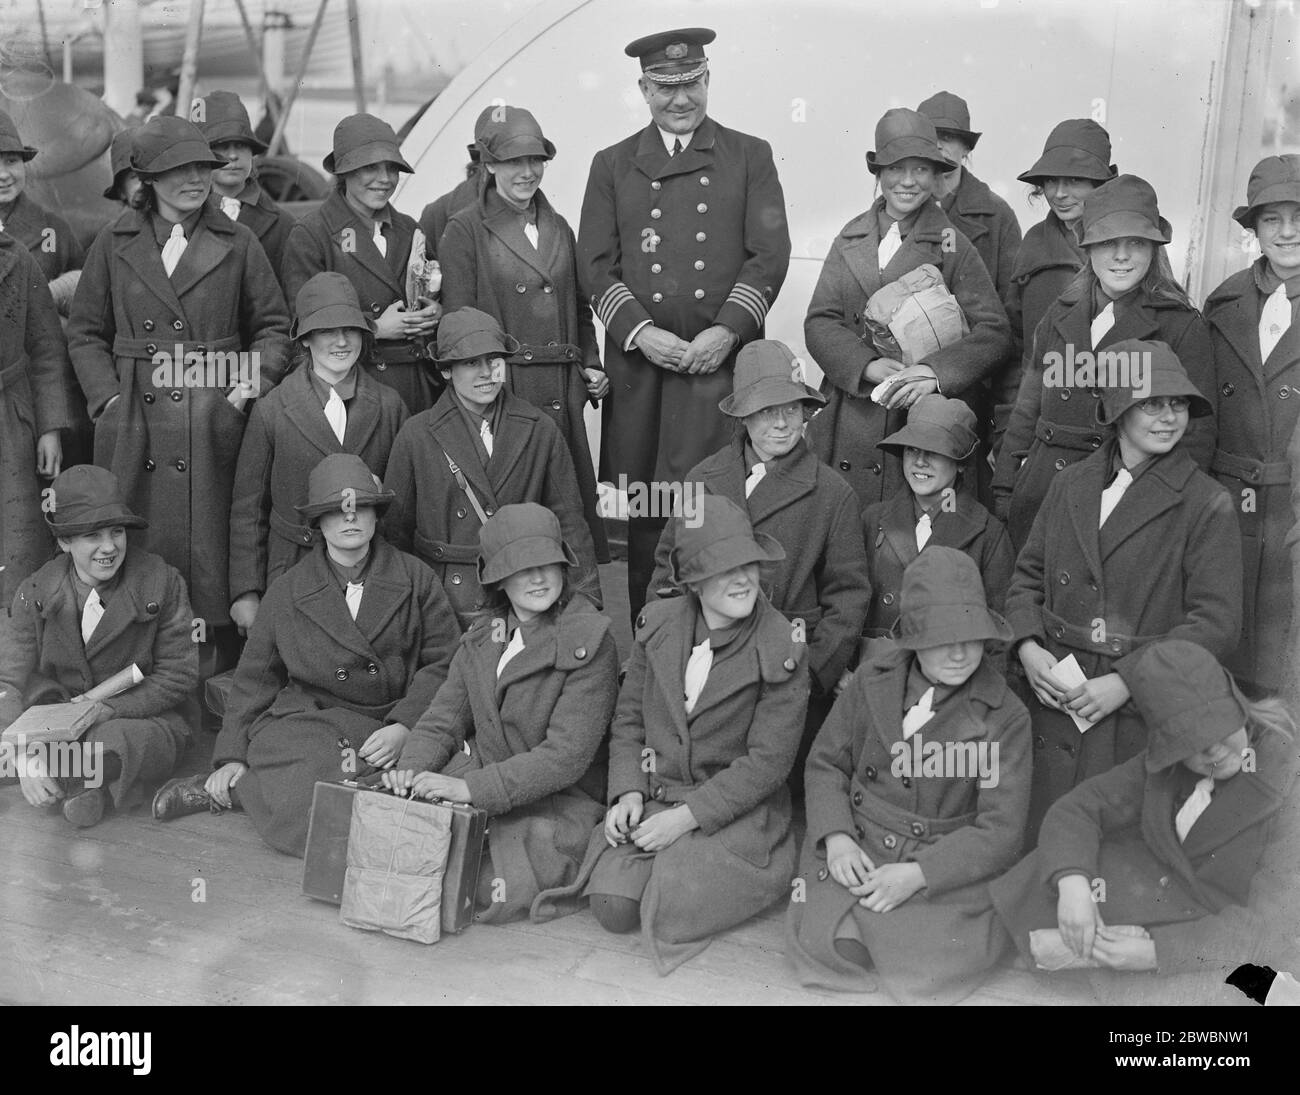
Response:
[[665, 42, 688, 59]]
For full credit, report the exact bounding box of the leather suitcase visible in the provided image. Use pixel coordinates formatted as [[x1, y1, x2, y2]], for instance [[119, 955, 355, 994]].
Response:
[[204, 670, 237, 718], [303, 778, 487, 934]]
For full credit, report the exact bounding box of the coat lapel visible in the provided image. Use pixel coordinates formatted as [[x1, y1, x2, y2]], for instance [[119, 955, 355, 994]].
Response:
[[429, 398, 499, 511], [38, 567, 94, 681], [645, 601, 692, 745], [487, 399, 537, 494], [746, 441, 818, 526], [116, 215, 186, 316], [1180, 770, 1283, 861], [631, 117, 718, 182], [169, 211, 236, 299], [1066, 450, 1106, 580], [931, 494, 986, 552], [1097, 451, 1188, 561], [294, 548, 380, 661], [482, 192, 553, 281], [321, 192, 403, 297], [881, 492, 920, 572], [1263, 311, 1300, 380], [864, 651, 910, 756], [1209, 279, 1265, 383], [284, 367, 345, 458], [343, 371, 383, 453]]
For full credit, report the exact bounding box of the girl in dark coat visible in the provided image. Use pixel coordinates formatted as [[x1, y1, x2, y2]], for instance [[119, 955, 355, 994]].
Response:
[[440, 106, 610, 559], [227, 272, 408, 635], [386, 503, 618, 923], [804, 108, 1012, 509], [1007, 343, 1243, 842], [152, 454, 461, 856], [991, 640, 1296, 986], [67, 115, 291, 675], [0, 230, 70, 601], [282, 114, 441, 413], [650, 339, 868, 717], [860, 394, 1012, 651], [534, 496, 810, 973], [1004, 119, 1116, 395], [2, 466, 199, 827], [196, 91, 296, 290], [995, 175, 1216, 550], [787, 547, 1030, 1004], [1203, 154, 1300, 694]]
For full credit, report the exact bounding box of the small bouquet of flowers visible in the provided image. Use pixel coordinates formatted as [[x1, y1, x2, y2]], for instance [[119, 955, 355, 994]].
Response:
[[405, 228, 442, 309]]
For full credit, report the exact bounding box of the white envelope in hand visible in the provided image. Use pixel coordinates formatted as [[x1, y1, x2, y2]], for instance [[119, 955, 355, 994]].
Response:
[[1048, 654, 1094, 733]]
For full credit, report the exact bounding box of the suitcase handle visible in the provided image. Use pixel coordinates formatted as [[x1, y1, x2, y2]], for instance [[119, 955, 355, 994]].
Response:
[[341, 773, 473, 808]]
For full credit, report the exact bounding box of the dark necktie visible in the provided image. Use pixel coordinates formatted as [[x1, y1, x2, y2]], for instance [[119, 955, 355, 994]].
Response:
[[671, 138, 682, 157]]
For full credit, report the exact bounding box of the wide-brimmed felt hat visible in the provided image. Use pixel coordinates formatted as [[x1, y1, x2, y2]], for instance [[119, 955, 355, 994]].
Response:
[[625, 27, 714, 85], [476, 106, 556, 164], [896, 546, 1012, 650], [0, 110, 38, 161], [292, 272, 376, 339], [1078, 174, 1172, 247], [431, 306, 519, 365], [866, 109, 955, 175], [878, 394, 978, 461], [1095, 339, 1213, 425], [916, 91, 980, 150], [323, 113, 413, 175], [477, 502, 579, 586], [1018, 118, 1116, 185], [1131, 640, 1250, 772], [193, 90, 268, 154], [294, 453, 395, 522], [131, 116, 225, 175], [670, 495, 785, 586], [1233, 154, 1300, 228], [103, 129, 137, 200], [718, 339, 824, 418], [46, 466, 147, 537]]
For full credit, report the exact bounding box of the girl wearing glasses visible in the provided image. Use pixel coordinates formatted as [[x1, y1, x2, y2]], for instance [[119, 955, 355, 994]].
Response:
[[1006, 340, 1243, 843], [994, 175, 1216, 553]]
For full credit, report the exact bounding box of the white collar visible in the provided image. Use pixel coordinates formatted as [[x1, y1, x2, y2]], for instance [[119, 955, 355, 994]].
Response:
[[657, 127, 693, 154]]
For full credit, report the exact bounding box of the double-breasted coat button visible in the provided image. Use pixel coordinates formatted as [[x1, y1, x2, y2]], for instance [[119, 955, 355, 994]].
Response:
[[335, 668, 349, 681], [1279, 386, 1291, 399], [144, 459, 156, 471], [1043, 426, 1054, 441], [521, 350, 533, 361], [1054, 458, 1067, 471], [142, 319, 155, 331], [1060, 389, 1070, 400], [1221, 382, 1235, 396], [1110, 639, 1122, 653], [650, 208, 662, 219], [302, 532, 312, 544], [1052, 624, 1065, 638], [433, 546, 445, 558], [485, 507, 495, 517], [864, 766, 877, 781], [515, 283, 527, 293], [550, 400, 561, 410], [1059, 571, 1070, 585], [694, 289, 705, 300], [882, 593, 895, 606], [145, 601, 159, 615], [651, 263, 662, 274], [170, 390, 183, 401], [365, 662, 379, 674], [145, 343, 157, 355], [697, 202, 708, 213], [882, 834, 898, 850], [854, 825, 865, 840], [1158, 876, 1170, 888], [696, 231, 707, 242], [783, 657, 797, 671], [450, 573, 462, 584], [652, 784, 666, 801], [1034, 735, 1046, 750], [143, 392, 155, 403], [910, 821, 925, 837], [870, 462, 882, 475], [635, 614, 647, 630], [652, 292, 664, 303], [852, 790, 863, 806], [694, 260, 705, 271], [901, 776, 912, 788], [574, 647, 587, 660], [172, 319, 184, 331], [838, 460, 851, 471], [175, 459, 187, 471], [376, 361, 386, 370], [699, 176, 709, 186], [543, 285, 553, 294], [1089, 436, 1101, 448], [650, 180, 661, 191], [456, 507, 467, 519], [817, 866, 829, 882], [34, 600, 42, 611], [372, 303, 382, 313]]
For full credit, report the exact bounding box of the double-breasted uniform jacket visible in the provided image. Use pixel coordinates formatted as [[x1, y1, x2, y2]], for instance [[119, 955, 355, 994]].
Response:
[[804, 198, 1013, 508], [1005, 210, 1084, 380], [417, 174, 479, 261], [0, 550, 200, 806], [67, 204, 291, 626], [861, 488, 1014, 640], [1006, 440, 1244, 839], [215, 179, 296, 290], [227, 362, 409, 601], [534, 595, 810, 973], [938, 169, 1024, 428], [578, 116, 791, 484], [1203, 261, 1300, 692], [1, 191, 84, 283], [994, 285, 1217, 551], [213, 538, 461, 856], [648, 435, 869, 694], [382, 387, 601, 627], [0, 234, 70, 602], [282, 191, 437, 413], [397, 598, 619, 923], [787, 642, 1030, 1002], [991, 721, 1298, 990], [441, 182, 609, 560]]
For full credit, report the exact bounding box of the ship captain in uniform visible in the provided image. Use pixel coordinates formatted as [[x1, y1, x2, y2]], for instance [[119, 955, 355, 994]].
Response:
[[578, 27, 792, 622]]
